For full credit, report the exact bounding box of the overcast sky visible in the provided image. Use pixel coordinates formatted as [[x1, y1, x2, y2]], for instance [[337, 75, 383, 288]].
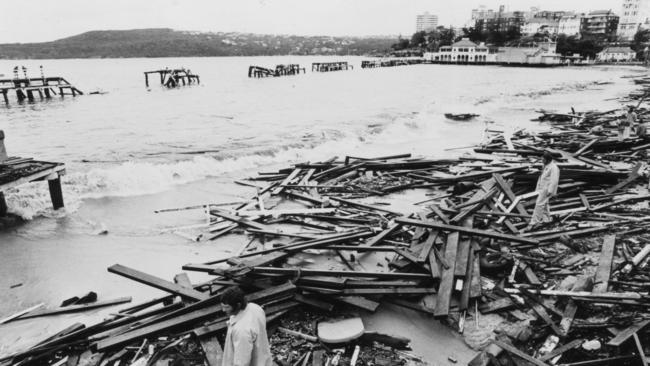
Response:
[[0, 0, 621, 43]]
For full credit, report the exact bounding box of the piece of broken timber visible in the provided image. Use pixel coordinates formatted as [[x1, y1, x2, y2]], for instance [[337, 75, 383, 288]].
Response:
[[504, 288, 641, 300], [559, 299, 577, 337], [606, 319, 650, 347], [435, 166, 528, 184], [329, 197, 402, 216], [478, 297, 515, 314], [0, 303, 45, 324], [428, 249, 441, 280], [417, 230, 437, 262], [469, 241, 482, 298], [184, 231, 373, 272], [271, 168, 301, 195], [519, 290, 564, 337], [579, 194, 591, 211], [633, 333, 649, 366], [491, 340, 549, 366], [538, 338, 584, 362], [198, 336, 224, 366], [14, 297, 132, 321], [252, 267, 431, 280], [336, 296, 379, 312], [493, 173, 528, 215], [361, 223, 400, 247], [520, 262, 542, 286], [96, 282, 296, 350], [209, 209, 267, 231], [535, 226, 609, 244], [429, 205, 451, 224], [592, 235, 616, 293], [573, 138, 599, 157], [459, 238, 477, 310], [434, 231, 459, 318], [606, 162, 643, 194], [108, 264, 209, 301], [341, 287, 436, 295], [395, 218, 539, 246], [455, 218, 474, 279], [386, 298, 435, 315]]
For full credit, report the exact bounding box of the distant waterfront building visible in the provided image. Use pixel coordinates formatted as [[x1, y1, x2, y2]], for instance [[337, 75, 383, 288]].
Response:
[[580, 10, 619, 40], [425, 38, 496, 63], [597, 46, 637, 61], [558, 13, 583, 37], [522, 18, 560, 35], [497, 41, 562, 64], [617, 0, 650, 41], [534, 10, 570, 21], [416, 12, 439, 32]]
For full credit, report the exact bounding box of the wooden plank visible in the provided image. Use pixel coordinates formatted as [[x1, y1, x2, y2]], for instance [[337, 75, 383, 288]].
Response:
[[198, 336, 224, 366], [329, 197, 402, 215], [336, 296, 380, 312], [252, 267, 431, 280], [538, 338, 584, 362], [417, 230, 437, 262], [0, 165, 65, 191], [492, 340, 549, 366], [429, 205, 450, 224], [607, 319, 650, 347], [395, 218, 539, 246], [97, 282, 296, 350], [579, 194, 591, 211], [272, 168, 301, 195], [342, 287, 436, 295], [14, 297, 132, 321], [210, 209, 272, 231], [428, 250, 441, 280], [469, 241, 482, 298], [434, 231, 459, 318], [573, 138, 599, 157], [593, 235, 616, 293], [361, 223, 400, 247], [478, 297, 515, 314], [455, 219, 474, 277], [108, 264, 209, 301], [493, 173, 528, 215], [559, 299, 577, 337], [0, 303, 44, 324], [633, 333, 649, 366], [606, 162, 642, 194]]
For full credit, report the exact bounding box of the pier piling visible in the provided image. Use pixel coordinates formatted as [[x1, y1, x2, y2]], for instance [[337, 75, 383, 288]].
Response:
[[144, 69, 199, 88], [48, 177, 65, 210]]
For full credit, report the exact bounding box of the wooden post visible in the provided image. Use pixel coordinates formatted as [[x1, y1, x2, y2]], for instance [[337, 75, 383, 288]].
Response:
[[144, 73, 149, 87], [26, 90, 34, 101], [0, 192, 7, 217], [16, 89, 25, 101], [1, 90, 7, 104], [0, 130, 7, 162], [44, 88, 51, 98], [48, 176, 65, 210]]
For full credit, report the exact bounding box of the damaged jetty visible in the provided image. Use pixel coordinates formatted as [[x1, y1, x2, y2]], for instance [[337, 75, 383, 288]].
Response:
[[0, 68, 83, 104], [144, 68, 200, 88], [248, 64, 306, 78], [0, 131, 65, 229], [4, 77, 650, 366]]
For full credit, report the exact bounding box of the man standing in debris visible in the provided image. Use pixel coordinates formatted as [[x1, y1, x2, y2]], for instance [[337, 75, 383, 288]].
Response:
[[620, 106, 636, 140], [221, 286, 273, 366], [526, 151, 560, 231]]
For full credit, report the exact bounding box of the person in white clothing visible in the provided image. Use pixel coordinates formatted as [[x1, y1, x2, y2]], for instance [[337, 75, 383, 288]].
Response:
[[526, 151, 560, 231], [221, 287, 273, 366]]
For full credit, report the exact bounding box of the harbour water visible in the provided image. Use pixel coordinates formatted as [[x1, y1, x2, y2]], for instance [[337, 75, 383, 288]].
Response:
[[0, 56, 644, 357]]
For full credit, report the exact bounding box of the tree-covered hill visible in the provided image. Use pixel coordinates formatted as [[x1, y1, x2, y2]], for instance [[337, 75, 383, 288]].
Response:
[[0, 28, 397, 59]]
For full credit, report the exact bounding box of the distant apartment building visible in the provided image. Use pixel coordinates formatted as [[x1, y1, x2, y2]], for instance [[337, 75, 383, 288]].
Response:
[[580, 10, 619, 39], [617, 0, 650, 40], [534, 10, 571, 21], [416, 12, 439, 32], [522, 18, 560, 35], [558, 13, 583, 37]]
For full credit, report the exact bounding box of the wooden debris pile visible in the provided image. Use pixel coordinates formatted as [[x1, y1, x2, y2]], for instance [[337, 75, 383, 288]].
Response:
[[4, 79, 650, 366]]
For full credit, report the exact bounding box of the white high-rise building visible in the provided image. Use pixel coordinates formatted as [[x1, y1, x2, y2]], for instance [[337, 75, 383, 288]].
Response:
[[416, 12, 439, 32], [618, 0, 650, 40]]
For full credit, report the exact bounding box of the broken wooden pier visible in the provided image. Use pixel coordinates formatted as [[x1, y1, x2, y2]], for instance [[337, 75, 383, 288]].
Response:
[[312, 62, 353, 72], [0, 131, 66, 217], [144, 68, 200, 88], [248, 64, 305, 78], [0, 76, 83, 104]]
